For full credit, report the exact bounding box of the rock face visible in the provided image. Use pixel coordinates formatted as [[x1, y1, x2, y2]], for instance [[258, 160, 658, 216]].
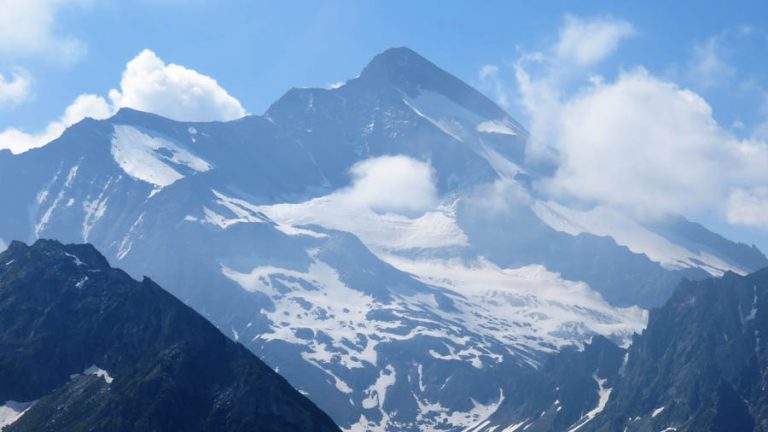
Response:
[[0, 239, 339, 432], [581, 269, 768, 432], [0, 47, 765, 431], [475, 268, 768, 432]]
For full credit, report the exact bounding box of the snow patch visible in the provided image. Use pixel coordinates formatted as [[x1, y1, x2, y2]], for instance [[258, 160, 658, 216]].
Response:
[[35, 165, 79, 238], [81, 177, 114, 242], [477, 120, 518, 136], [117, 212, 145, 260], [110, 125, 211, 188], [402, 90, 525, 178], [258, 197, 467, 252], [63, 252, 84, 266], [743, 285, 759, 323], [502, 421, 529, 432], [567, 374, 612, 431], [382, 255, 647, 355], [71, 365, 114, 384], [194, 190, 272, 230], [362, 365, 396, 410], [0, 400, 35, 429]]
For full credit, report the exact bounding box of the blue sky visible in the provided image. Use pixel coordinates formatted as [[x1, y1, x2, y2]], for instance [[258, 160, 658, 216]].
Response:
[[2, 0, 766, 128], [2, 0, 768, 250]]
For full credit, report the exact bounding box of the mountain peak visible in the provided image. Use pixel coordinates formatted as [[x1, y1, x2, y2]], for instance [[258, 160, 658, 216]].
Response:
[[109, 106, 177, 125], [3, 239, 111, 271], [362, 46, 431, 74], [356, 46, 510, 120], [358, 46, 454, 90]]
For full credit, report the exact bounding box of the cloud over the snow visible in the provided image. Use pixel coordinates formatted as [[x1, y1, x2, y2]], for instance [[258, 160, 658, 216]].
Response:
[[0, 49, 246, 154], [337, 156, 438, 215]]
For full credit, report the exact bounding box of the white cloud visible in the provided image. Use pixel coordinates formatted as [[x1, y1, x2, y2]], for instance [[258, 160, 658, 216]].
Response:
[[336, 156, 438, 215], [0, 0, 89, 63], [0, 49, 246, 154], [502, 16, 768, 229], [478, 64, 510, 108], [726, 188, 768, 229], [0, 71, 31, 107], [555, 15, 635, 67], [462, 177, 532, 217], [541, 69, 725, 215], [536, 68, 768, 220], [108, 49, 245, 122], [510, 16, 635, 162], [0, 94, 111, 153]]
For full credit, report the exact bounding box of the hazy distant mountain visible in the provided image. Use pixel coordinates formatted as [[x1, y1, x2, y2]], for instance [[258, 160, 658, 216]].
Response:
[[0, 47, 764, 431], [0, 239, 339, 432]]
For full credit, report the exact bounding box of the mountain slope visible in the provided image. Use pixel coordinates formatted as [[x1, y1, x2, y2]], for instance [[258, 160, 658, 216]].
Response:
[[583, 269, 768, 432], [0, 239, 339, 432], [461, 267, 768, 431], [0, 47, 765, 431]]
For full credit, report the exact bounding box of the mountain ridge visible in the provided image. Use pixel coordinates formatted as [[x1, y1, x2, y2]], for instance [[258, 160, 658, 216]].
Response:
[[0, 239, 340, 432]]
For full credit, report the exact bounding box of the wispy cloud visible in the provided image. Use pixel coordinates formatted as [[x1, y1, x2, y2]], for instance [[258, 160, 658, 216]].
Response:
[[554, 15, 635, 67], [0, 70, 31, 108], [0, 0, 91, 64], [685, 34, 736, 89]]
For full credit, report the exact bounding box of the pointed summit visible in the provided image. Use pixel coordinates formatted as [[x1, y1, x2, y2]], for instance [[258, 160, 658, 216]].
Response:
[[358, 46, 437, 83], [355, 47, 509, 120]]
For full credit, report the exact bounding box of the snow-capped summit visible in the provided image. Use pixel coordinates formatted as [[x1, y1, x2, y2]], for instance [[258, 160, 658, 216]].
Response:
[[0, 47, 765, 431]]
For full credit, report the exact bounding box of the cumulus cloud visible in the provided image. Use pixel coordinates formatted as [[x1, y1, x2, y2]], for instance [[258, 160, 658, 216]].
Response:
[[0, 70, 31, 107], [335, 156, 438, 215], [540, 69, 757, 216], [510, 15, 635, 161], [0, 0, 89, 63], [0, 94, 111, 153], [0, 49, 246, 154], [503, 16, 768, 225], [108, 49, 245, 122]]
